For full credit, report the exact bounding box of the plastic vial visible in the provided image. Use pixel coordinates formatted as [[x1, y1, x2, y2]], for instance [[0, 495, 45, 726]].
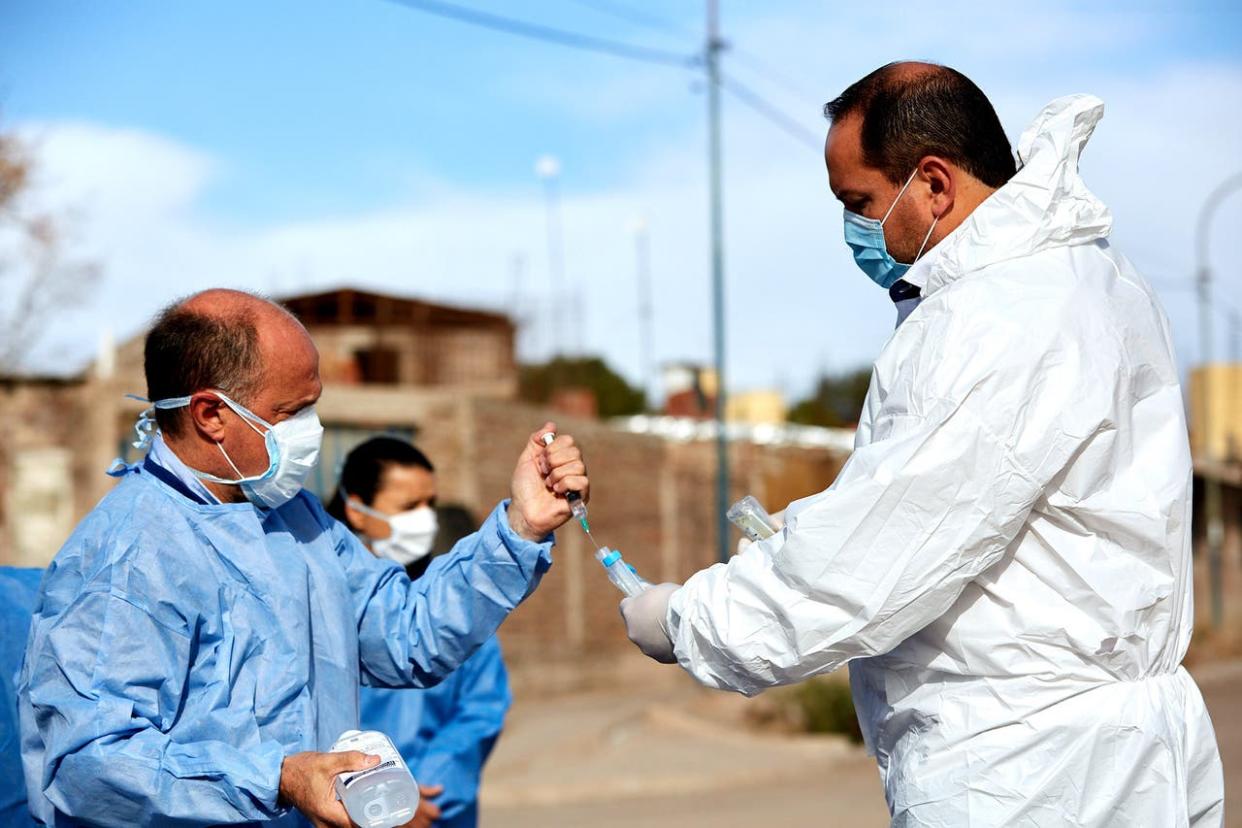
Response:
[[331, 730, 419, 828], [727, 495, 780, 542], [595, 547, 648, 597]]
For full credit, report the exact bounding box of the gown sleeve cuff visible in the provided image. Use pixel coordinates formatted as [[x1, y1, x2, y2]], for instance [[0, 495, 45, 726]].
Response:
[[496, 499, 555, 567], [254, 739, 291, 817]]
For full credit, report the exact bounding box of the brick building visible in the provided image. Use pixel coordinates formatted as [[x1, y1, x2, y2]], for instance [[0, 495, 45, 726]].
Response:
[[283, 288, 518, 396]]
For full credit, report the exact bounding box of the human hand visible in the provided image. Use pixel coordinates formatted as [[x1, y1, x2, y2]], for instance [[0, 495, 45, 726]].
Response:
[[508, 421, 590, 541], [620, 582, 681, 664], [279, 750, 379, 828]]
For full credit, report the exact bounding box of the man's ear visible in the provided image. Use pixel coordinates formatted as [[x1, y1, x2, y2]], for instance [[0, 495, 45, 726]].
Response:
[[920, 156, 956, 219], [187, 393, 228, 443]]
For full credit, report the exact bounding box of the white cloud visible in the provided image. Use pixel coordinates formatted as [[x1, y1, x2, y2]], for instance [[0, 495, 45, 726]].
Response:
[[11, 7, 1242, 397]]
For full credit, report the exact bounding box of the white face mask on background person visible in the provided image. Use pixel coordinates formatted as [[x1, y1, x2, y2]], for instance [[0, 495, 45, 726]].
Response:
[[347, 496, 439, 567], [148, 391, 324, 509]]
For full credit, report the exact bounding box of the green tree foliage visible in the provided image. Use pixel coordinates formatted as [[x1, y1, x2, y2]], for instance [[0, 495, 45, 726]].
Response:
[[519, 356, 646, 418], [787, 368, 873, 428]]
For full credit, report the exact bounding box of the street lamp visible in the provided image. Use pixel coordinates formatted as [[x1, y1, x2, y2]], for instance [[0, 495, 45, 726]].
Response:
[[631, 216, 655, 409], [1195, 170, 1242, 629]]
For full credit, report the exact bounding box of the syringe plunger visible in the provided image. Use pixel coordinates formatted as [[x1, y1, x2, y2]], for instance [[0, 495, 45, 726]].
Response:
[[542, 431, 590, 532]]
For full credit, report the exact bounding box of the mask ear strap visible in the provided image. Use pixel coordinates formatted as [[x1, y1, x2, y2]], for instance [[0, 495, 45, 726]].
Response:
[[215, 441, 246, 481], [211, 392, 271, 437], [881, 168, 921, 225], [913, 215, 940, 263], [341, 488, 388, 522]]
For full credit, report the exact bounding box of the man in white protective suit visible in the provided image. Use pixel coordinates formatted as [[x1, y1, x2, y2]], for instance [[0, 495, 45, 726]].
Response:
[[620, 61, 1225, 826]]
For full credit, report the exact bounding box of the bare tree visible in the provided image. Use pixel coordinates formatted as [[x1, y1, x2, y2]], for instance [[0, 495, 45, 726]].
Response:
[[0, 126, 99, 374]]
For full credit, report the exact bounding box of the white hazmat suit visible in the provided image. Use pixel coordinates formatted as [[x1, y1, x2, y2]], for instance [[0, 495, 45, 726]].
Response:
[[666, 95, 1225, 826]]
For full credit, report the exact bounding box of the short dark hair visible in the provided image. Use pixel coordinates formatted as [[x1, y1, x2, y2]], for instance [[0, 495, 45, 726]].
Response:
[[325, 436, 436, 521], [824, 62, 1016, 188], [144, 302, 263, 436]]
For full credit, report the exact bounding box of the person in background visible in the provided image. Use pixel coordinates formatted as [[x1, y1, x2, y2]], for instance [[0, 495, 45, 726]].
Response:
[[327, 437, 510, 828], [1, 567, 42, 828]]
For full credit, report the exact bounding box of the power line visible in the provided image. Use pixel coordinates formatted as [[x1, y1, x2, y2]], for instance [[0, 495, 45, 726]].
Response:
[[720, 74, 823, 152], [566, 0, 693, 40], [728, 47, 826, 113], [385, 1, 824, 158], [385, 0, 696, 67]]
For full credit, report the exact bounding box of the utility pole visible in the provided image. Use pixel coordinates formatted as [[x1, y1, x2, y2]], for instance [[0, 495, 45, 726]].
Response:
[[706, 0, 730, 564], [1195, 171, 1242, 630], [633, 217, 656, 409], [536, 155, 565, 359]]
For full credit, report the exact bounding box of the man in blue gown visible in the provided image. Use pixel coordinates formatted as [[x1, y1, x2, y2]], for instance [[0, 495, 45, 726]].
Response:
[[18, 289, 590, 827]]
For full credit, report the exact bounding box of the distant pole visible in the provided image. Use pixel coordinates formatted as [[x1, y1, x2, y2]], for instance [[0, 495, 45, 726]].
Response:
[[706, 0, 730, 564], [536, 155, 565, 359], [1231, 310, 1240, 364], [632, 217, 656, 409], [509, 253, 528, 360], [1195, 171, 1242, 630], [1232, 309, 1240, 463]]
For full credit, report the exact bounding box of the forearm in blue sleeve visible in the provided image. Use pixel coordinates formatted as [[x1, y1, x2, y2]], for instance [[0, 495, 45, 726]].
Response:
[[351, 500, 552, 688]]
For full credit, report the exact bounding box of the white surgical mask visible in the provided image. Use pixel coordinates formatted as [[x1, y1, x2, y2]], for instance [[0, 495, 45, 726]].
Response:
[[147, 391, 323, 509], [347, 496, 439, 567]]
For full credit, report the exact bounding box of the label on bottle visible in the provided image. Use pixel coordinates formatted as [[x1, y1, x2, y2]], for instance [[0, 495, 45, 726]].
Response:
[[331, 730, 411, 790]]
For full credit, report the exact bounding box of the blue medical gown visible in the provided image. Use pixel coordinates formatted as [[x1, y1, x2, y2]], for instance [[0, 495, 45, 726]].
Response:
[[18, 463, 552, 827], [360, 630, 510, 828], [1, 567, 43, 828]]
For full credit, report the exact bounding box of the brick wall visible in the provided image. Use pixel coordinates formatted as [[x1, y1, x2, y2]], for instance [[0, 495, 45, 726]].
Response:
[[401, 397, 849, 680]]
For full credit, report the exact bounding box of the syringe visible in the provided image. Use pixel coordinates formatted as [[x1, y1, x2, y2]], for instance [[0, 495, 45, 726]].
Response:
[[541, 432, 593, 542], [596, 547, 647, 597]]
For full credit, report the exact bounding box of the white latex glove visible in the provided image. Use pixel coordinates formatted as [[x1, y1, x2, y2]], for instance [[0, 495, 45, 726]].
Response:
[[620, 582, 680, 664]]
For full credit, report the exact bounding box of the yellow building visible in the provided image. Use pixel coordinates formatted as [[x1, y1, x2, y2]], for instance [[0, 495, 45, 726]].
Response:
[[1189, 363, 1242, 460], [726, 389, 788, 425]]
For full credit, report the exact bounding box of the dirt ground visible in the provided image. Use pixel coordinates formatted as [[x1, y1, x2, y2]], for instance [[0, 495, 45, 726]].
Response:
[[481, 661, 1242, 827]]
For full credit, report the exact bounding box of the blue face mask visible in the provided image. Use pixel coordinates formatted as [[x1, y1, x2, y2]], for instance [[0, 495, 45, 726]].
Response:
[[843, 168, 939, 289]]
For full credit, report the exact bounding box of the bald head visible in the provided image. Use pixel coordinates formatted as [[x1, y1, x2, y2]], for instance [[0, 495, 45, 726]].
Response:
[[145, 289, 319, 437]]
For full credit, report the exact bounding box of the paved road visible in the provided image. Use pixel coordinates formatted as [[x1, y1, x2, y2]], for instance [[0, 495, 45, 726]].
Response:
[[483, 662, 1241, 827], [1200, 660, 1242, 826]]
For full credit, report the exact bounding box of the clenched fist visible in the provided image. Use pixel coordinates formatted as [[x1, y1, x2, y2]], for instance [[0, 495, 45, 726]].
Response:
[[508, 421, 590, 541]]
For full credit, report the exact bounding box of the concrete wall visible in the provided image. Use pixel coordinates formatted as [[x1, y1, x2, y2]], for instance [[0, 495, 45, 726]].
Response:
[[0, 380, 849, 690], [310, 389, 850, 678], [1192, 465, 1242, 652], [9, 371, 1238, 686], [0, 377, 122, 565]]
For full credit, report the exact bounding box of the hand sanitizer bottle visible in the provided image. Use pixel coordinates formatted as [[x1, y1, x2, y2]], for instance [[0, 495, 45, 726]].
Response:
[[331, 730, 420, 828]]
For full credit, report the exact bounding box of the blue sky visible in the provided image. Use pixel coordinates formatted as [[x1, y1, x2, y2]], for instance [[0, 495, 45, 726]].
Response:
[[3, 0, 1241, 400]]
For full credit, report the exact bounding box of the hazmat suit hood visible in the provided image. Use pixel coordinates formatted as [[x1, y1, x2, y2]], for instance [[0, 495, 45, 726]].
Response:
[[919, 94, 1113, 297]]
